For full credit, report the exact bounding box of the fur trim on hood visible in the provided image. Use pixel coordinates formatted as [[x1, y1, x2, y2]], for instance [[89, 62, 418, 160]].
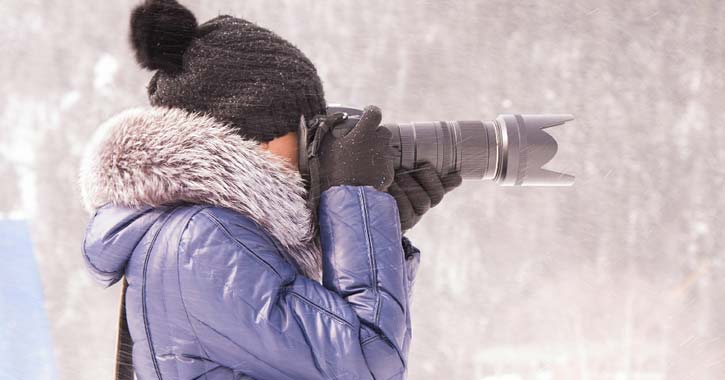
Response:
[[78, 106, 321, 280]]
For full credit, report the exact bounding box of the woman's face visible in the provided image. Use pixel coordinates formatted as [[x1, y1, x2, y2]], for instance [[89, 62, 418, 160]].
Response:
[[258, 131, 299, 172]]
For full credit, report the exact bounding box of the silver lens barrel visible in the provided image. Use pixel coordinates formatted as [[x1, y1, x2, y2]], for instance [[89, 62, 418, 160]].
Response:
[[385, 120, 499, 180], [384, 114, 574, 186], [322, 105, 575, 186]]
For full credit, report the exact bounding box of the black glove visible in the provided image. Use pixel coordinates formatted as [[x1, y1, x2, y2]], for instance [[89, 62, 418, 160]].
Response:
[[315, 105, 395, 193], [387, 162, 462, 232]]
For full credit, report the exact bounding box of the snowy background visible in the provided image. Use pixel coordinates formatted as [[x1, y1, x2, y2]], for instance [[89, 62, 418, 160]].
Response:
[[2, 1, 724, 379]]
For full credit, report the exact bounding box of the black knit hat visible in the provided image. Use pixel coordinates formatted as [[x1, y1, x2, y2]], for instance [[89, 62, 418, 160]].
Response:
[[129, 0, 327, 142]]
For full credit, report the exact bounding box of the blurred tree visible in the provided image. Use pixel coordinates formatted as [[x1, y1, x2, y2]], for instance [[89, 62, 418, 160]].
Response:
[[0, 160, 21, 214]]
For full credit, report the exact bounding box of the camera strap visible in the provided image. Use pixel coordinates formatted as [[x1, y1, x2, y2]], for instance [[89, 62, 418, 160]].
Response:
[[303, 112, 346, 230]]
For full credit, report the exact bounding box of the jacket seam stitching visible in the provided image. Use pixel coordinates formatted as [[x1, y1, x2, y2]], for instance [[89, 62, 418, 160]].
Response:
[[186, 312, 296, 379], [142, 207, 179, 380], [358, 188, 381, 326], [288, 303, 327, 376], [175, 206, 215, 367], [365, 191, 410, 371], [285, 290, 355, 329], [200, 210, 283, 279], [325, 195, 341, 304], [361, 335, 380, 346]]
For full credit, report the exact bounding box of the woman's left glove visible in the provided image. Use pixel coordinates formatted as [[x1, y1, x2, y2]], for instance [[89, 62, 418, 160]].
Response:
[[387, 162, 462, 232]]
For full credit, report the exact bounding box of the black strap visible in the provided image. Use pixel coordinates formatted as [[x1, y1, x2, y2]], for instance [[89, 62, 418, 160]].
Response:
[[304, 113, 342, 232], [115, 277, 134, 380]]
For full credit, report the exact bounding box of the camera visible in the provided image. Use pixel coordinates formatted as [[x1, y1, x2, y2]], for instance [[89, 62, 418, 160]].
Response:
[[299, 105, 575, 186]]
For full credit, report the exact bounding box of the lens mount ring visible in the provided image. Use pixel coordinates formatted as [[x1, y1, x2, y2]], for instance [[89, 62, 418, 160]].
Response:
[[494, 118, 507, 183]]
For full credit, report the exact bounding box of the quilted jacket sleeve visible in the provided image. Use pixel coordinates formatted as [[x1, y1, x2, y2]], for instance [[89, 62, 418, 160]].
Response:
[[319, 186, 418, 375], [178, 185, 418, 380]]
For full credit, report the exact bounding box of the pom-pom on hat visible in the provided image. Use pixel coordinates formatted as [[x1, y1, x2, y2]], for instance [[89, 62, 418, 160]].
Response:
[[129, 0, 326, 142]]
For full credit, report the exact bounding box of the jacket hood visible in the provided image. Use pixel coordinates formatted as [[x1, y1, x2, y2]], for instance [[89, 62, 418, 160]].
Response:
[[81, 204, 164, 287], [79, 106, 321, 284]]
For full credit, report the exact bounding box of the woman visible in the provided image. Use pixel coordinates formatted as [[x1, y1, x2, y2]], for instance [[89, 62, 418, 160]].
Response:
[[79, 1, 460, 379]]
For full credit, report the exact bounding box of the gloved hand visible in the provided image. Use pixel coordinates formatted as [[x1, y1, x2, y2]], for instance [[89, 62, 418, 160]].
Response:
[[316, 105, 395, 193], [387, 162, 462, 232]]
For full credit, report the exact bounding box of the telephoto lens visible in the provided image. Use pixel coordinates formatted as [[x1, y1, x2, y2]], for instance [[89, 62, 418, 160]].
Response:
[[299, 105, 575, 187]]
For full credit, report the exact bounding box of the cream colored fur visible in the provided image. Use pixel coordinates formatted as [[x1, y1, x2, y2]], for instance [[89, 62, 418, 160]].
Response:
[[78, 106, 321, 281]]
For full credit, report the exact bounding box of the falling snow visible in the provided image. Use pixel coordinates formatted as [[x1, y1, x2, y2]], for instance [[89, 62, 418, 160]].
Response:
[[1, 1, 724, 380]]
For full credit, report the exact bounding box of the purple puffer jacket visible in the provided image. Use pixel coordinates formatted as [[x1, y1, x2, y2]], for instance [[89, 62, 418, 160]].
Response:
[[79, 107, 421, 380]]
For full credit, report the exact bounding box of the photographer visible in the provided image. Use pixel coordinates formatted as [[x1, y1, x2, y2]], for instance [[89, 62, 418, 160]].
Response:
[[79, 1, 460, 379]]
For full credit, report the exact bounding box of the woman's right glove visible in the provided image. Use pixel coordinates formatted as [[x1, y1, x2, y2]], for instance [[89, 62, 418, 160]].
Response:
[[387, 162, 462, 232], [315, 105, 395, 193]]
